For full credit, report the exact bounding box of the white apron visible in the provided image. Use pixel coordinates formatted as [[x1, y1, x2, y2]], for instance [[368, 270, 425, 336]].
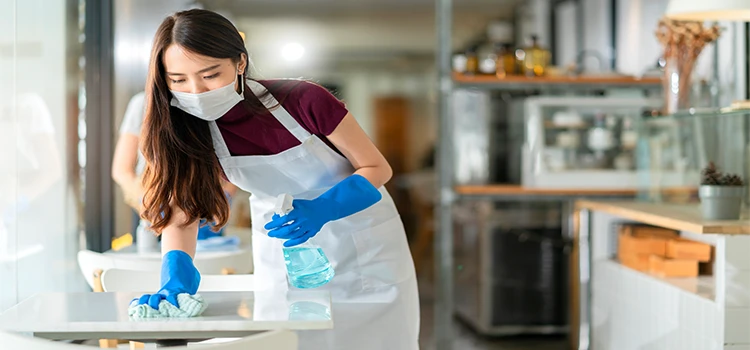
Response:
[[208, 80, 420, 350]]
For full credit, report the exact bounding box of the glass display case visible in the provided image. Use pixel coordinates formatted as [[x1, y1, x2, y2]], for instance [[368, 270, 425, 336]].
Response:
[[636, 108, 750, 202], [522, 97, 662, 189]]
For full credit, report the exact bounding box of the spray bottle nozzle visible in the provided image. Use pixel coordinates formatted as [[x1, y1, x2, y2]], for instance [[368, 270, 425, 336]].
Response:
[[274, 193, 294, 216]]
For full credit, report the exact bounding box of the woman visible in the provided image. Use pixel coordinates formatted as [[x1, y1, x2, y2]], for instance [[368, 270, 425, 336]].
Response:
[[133, 9, 419, 349]]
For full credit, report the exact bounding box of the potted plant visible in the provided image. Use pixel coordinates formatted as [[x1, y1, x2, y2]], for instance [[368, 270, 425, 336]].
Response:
[[700, 162, 745, 220]]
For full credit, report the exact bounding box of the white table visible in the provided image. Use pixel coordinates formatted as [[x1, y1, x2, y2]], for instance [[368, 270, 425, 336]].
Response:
[[0, 291, 332, 344], [104, 244, 254, 275]]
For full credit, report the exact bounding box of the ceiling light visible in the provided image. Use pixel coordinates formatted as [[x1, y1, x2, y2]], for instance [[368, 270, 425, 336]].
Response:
[[281, 42, 305, 62]]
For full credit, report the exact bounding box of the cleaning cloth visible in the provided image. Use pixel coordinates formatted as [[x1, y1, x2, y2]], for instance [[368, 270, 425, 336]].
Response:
[[128, 293, 207, 319]]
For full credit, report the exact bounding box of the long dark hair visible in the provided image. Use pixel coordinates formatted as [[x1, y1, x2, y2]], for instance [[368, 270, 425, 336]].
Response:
[[140, 9, 270, 233]]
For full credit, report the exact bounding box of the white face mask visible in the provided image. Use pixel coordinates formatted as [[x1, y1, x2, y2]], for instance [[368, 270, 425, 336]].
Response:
[[170, 75, 244, 121]]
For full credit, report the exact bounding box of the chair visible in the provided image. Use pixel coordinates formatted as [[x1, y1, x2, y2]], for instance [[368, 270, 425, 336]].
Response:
[[77, 250, 161, 290], [0, 330, 297, 350], [101, 268, 256, 292], [77, 249, 254, 291]]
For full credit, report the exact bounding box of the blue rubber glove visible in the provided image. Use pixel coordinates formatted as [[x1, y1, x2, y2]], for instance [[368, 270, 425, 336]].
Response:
[[197, 220, 224, 240], [264, 174, 382, 247], [134, 250, 201, 310]]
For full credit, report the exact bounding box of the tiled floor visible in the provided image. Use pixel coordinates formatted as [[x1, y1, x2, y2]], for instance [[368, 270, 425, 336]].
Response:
[[417, 277, 568, 350]]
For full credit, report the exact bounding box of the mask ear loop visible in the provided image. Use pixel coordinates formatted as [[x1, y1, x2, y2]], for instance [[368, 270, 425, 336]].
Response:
[[237, 65, 244, 95]]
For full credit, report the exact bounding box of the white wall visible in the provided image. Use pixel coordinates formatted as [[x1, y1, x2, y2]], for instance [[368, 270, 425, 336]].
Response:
[[236, 11, 504, 72], [235, 12, 465, 171], [0, 0, 85, 312], [332, 67, 438, 171]]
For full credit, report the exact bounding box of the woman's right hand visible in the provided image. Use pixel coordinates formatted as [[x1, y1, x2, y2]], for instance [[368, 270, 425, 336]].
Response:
[[134, 250, 201, 310]]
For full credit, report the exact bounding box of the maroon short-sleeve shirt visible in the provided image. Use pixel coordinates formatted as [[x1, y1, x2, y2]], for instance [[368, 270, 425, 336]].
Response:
[[214, 80, 348, 157]]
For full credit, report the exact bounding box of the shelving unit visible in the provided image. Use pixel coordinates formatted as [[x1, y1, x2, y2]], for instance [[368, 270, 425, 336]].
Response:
[[455, 185, 696, 201], [456, 185, 638, 197], [433, 1, 667, 348]]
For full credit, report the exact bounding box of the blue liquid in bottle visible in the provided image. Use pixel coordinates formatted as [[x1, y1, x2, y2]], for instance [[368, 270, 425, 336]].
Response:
[[275, 193, 335, 289], [283, 246, 335, 289]]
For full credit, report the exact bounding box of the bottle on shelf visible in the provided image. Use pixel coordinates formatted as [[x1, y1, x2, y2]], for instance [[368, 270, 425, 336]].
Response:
[[479, 53, 497, 75], [452, 52, 468, 74], [620, 117, 638, 151], [523, 35, 550, 77], [515, 47, 527, 76], [587, 113, 614, 154], [465, 46, 479, 75], [495, 43, 516, 78]]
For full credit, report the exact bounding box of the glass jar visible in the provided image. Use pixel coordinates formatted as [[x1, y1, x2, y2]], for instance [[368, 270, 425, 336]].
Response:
[[465, 48, 479, 75], [495, 43, 516, 78], [523, 35, 550, 77]]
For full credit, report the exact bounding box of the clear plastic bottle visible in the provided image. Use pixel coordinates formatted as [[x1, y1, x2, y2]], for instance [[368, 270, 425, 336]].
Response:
[[274, 194, 335, 289], [136, 220, 160, 253]]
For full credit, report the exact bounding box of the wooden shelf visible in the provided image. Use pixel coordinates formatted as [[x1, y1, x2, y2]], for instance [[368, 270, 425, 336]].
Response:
[[577, 200, 750, 234], [453, 72, 662, 89], [455, 185, 638, 196], [456, 185, 696, 196]]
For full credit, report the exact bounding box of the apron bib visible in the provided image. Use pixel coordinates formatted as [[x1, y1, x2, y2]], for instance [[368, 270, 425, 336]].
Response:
[[208, 80, 419, 349]]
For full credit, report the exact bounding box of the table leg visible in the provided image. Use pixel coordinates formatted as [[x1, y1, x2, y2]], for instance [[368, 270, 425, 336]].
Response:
[[156, 340, 188, 348]]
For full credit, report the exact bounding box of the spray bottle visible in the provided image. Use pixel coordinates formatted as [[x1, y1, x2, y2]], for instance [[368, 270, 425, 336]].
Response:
[[274, 194, 335, 288]]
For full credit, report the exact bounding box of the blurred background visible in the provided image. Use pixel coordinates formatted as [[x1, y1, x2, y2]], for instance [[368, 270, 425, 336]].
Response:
[[1, 0, 749, 349]]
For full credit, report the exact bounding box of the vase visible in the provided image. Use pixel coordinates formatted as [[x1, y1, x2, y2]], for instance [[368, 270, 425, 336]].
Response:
[[663, 53, 695, 115], [699, 185, 744, 220]]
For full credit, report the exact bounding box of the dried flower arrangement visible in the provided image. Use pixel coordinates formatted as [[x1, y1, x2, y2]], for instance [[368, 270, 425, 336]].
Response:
[[655, 19, 721, 114]]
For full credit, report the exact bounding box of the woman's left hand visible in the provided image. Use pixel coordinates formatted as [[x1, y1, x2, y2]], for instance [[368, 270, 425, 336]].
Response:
[[264, 174, 383, 247], [264, 199, 333, 247]]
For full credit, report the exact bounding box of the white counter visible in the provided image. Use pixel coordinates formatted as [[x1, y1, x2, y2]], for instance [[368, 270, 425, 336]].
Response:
[[574, 201, 750, 350]]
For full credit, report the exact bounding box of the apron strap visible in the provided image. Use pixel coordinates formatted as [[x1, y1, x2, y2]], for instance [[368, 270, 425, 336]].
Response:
[[208, 121, 232, 158], [246, 79, 311, 143]]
